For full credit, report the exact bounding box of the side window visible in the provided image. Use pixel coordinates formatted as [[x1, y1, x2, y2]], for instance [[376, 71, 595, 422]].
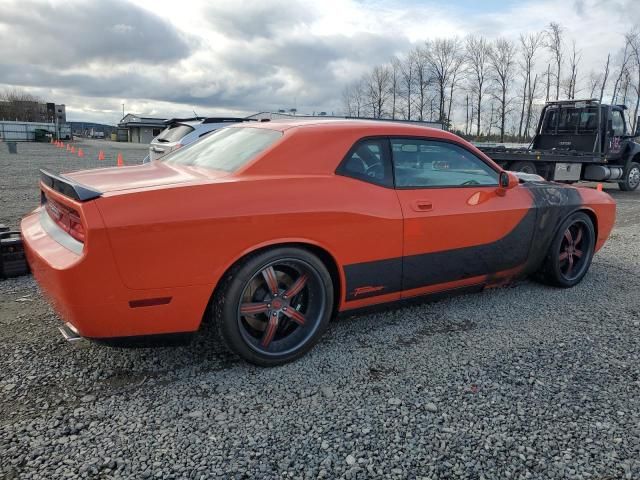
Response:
[[611, 110, 625, 137], [337, 138, 392, 187], [391, 139, 498, 188]]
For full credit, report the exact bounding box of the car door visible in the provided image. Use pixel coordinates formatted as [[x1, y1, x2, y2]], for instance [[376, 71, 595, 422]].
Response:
[[391, 137, 536, 298], [336, 137, 404, 307], [607, 108, 626, 161]]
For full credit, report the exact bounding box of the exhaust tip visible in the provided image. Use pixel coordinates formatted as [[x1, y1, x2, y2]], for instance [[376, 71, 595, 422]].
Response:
[[58, 322, 83, 342]]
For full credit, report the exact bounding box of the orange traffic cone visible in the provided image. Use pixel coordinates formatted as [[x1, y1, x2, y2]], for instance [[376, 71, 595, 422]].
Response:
[[596, 183, 603, 191], [117, 153, 124, 167], [66, 144, 70, 151], [70, 146, 76, 154], [77, 148, 84, 158], [98, 150, 105, 161]]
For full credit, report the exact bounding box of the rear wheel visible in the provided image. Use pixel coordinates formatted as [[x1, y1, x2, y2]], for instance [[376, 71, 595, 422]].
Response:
[[620, 161, 640, 191], [509, 161, 537, 175], [538, 212, 595, 288], [213, 248, 333, 366]]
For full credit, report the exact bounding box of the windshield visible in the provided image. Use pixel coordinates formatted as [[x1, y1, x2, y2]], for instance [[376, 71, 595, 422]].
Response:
[[155, 124, 194, 143], [162, 127, 282, 172]]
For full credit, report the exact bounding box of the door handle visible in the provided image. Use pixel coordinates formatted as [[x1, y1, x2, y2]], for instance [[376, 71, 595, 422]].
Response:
[[411, 200, 433, 212]]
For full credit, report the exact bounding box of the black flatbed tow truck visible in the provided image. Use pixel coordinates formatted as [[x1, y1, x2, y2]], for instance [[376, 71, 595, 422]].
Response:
[[477, 99, 640, 191]]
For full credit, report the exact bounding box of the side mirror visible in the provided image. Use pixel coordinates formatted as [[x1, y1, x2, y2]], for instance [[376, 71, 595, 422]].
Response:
[[497, 171, 518, 196]]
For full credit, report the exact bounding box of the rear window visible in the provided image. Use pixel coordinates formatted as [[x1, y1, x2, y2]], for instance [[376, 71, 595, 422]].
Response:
[[155, 124, 194, 143], [163, 127, 282, 172], [542, 107, 599, 134]]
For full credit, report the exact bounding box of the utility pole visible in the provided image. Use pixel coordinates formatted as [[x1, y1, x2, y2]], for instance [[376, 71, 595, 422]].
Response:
[[122, 103, 125, 119]]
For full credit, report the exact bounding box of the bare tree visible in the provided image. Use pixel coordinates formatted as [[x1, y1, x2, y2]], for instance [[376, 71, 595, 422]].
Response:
[[620, 68, 632, 106], [0, 88, 43, 122], [564, 40, 581, 99], [399, 51, 416, 120], [341, 80, 366, 117], [446, 49, 466, 129], [518, 32, 543, 140], [465, 35, 491, 136], [389, 57, 401, 119], [486, 102, 499, 137], [599, 53, 611, 102], [546, 22, 564, 100], [366, 65, 392, 118], [587, 71, 602, 98], [413, 45, 431, 121], [488, 38, 517, 142], [341, 86, 355, 117], [424, 38, 463, 125], [524, 73, 541, 138], [626, 30, 640, 133], [465, 94, 470, 135], [612, 40, 633, 104]]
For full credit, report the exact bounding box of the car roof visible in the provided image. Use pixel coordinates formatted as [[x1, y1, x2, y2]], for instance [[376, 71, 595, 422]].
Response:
[[236, 118, 490, 177], [229, 118, 458, 140]]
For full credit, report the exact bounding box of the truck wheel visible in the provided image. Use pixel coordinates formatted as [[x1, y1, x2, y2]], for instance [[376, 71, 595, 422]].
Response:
[[620, 162, 640, 191], [509, 161, 537, 175]]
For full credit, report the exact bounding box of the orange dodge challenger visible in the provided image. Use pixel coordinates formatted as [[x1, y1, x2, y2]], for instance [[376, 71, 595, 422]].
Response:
[[21, 120, 616, 365]]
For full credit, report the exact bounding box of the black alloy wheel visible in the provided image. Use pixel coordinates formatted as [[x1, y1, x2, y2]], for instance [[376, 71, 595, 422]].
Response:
[[213, 248, 333, 366], [538, 212, 595, 288]]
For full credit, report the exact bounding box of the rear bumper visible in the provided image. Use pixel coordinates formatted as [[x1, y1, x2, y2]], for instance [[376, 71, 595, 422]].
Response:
[[21, 209, 212, 339]]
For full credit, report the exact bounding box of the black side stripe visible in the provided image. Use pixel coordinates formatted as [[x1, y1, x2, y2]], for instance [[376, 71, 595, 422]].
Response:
[[343, 258, 402, 300], [343, 183, 585, 301]]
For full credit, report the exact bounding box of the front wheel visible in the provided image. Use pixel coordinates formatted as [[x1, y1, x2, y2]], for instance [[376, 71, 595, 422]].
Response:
[[537, 212, 596, 288], [620, 161, 640, 191], [212, 248, 333, 366]]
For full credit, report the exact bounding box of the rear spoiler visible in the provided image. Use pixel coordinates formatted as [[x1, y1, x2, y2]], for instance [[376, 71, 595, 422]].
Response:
[[40, 169, 102, 202]]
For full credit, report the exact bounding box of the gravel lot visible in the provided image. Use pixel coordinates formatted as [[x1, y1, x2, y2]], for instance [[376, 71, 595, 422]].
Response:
[[1, 141, 640, 479]]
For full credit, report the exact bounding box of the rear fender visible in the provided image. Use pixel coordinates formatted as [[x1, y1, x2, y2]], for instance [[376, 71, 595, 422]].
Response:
[[214, 237, 345, 306]]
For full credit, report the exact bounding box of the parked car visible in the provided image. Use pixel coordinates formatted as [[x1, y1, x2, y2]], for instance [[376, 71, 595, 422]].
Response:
[[145, 117, 255, 162], [22, 120, 616, 366]]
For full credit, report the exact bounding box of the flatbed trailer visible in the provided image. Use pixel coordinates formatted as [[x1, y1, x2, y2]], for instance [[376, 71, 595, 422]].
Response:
[[477, 99, 640, 191]]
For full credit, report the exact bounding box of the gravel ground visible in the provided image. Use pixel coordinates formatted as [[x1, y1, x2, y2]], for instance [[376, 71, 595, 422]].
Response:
[[0, 138, 148, 227], [1, 142, 640, 479]]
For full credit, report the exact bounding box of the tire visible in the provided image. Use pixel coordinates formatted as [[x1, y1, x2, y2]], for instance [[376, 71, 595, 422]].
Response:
[[538, 212, 596, 288], [212, 247, 333, 366], [620, 161, 640, 191], [509, 161, 537, 175]]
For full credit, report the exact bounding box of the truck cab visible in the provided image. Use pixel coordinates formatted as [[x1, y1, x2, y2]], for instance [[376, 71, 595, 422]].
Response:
[[479, 99, 640, 191], [534, 100, 630, 161]]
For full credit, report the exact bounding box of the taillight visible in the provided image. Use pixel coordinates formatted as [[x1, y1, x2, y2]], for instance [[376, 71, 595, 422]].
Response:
[[68, 211, 85, 242], [45, 196, 85, 243]]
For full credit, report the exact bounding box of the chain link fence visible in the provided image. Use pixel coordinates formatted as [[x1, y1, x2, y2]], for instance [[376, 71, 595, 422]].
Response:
[[0, 121, 71, 142]]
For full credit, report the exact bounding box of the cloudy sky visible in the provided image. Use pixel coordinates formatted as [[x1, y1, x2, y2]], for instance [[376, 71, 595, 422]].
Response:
[[0, 0, 637, 124]]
